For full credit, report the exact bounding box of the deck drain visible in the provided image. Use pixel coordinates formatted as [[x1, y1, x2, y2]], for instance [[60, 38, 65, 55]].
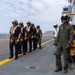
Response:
[[30, 66, 37, 69]]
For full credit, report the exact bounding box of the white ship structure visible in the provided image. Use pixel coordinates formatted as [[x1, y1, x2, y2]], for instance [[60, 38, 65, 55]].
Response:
[[62, 0, 75, 24]]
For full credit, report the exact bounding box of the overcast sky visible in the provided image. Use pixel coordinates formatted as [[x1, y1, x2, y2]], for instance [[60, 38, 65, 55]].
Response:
[[0, 0, 67, 33]]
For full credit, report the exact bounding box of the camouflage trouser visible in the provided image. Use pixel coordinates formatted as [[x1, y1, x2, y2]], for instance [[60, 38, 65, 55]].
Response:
[[37, 38, 41, 49], [55, 43, 70, 69]]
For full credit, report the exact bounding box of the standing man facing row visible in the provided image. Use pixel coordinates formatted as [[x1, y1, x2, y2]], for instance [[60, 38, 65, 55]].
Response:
[[54, 15, 74, 74]]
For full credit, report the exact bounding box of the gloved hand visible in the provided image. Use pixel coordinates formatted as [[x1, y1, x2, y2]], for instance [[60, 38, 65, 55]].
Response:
[[66, 44, 70, 49], [53, 41, 58, 46]]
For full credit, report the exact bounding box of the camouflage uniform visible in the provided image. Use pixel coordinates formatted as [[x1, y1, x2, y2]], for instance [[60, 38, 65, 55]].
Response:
[[26, 21, 33, 52], [18, 22, 24, 54], [36, 26, 42, 49], [31, 23, 37, 50], [23, 26, 28, 54]]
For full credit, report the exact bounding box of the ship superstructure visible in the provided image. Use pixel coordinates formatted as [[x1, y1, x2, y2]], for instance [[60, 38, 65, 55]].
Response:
[[62, 0, 75, 24]]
